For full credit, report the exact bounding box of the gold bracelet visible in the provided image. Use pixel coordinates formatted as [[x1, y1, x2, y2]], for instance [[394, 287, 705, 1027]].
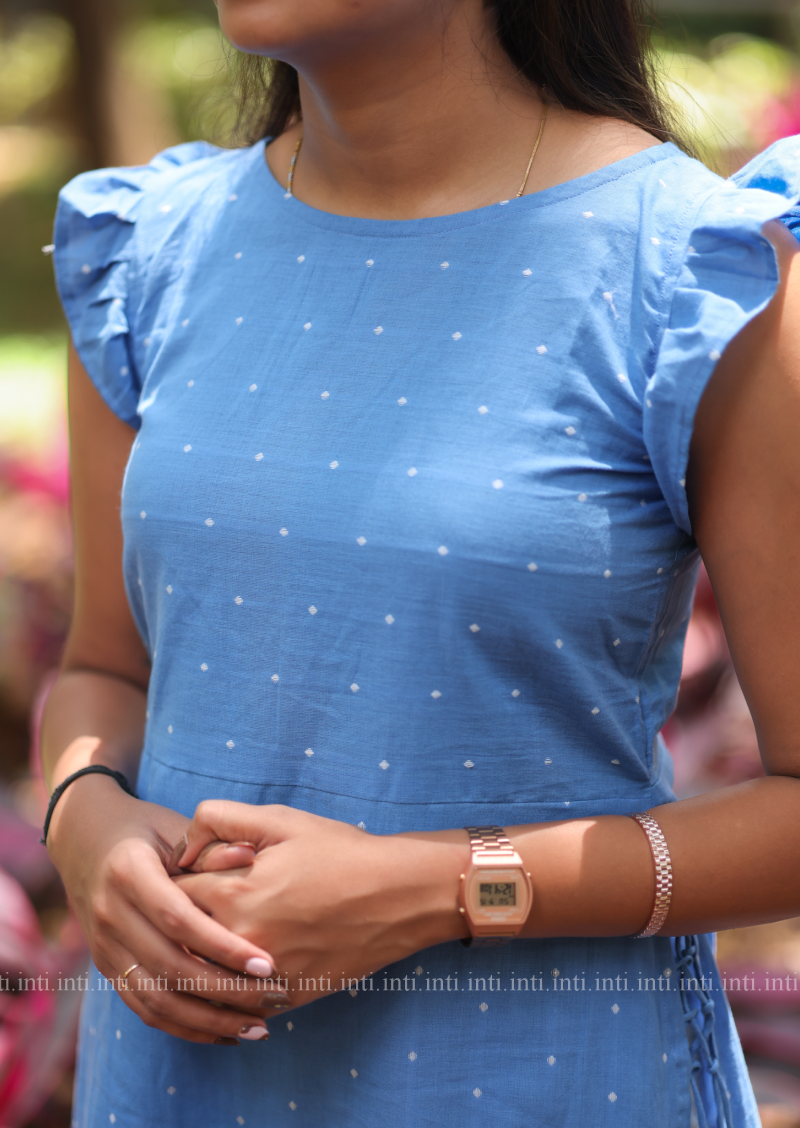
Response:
[[629, 813, 672, 938]]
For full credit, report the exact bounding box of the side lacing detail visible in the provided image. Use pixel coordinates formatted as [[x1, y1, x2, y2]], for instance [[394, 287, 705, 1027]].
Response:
[[674, 935, 734, 1128]]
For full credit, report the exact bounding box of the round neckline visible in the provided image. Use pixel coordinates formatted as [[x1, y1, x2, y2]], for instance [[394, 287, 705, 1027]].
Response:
[[255, 138, 681, 237]]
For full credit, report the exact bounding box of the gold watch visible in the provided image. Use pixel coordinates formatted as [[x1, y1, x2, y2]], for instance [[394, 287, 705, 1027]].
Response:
[[458, 825, 533, 947]]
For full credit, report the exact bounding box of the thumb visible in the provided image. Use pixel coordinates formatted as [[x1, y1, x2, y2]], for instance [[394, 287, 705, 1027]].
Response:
[[171, 800, 285, 871]]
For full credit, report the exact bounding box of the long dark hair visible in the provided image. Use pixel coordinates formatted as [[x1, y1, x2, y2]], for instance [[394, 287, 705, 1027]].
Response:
[[231, 0, 685, 150]]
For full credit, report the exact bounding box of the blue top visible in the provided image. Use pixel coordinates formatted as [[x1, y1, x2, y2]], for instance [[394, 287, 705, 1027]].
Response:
[[54, 134, 800, 1128]]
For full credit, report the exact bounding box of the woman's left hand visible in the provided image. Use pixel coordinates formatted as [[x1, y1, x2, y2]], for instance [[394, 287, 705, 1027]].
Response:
[[172, 802, 469, 1009]]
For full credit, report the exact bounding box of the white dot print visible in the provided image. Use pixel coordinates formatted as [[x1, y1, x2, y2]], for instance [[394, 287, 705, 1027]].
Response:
[[235, 317, 243, 325], [522, 268, 532, 276], [305, 748, 314, 757], [205, 518, 214, 526], [440, 262, 449, 269], [234, 596, 243, 605], [611, 758, 620, 764], [226, 740, 234, 749], [473, 1089, 482, 1099], [431, 690, 442, 699], [536, 345, 547, 355], [511, 689, 520, 697], [578, 493, 587, 502], [81, 263, 91, 274], [592, 706, 600, 715], [613, 638, 620, 647], [280, 527, 288, 536], [351, 1070, 358, 1079], [235, 252, 242, 260], [479, 1002, 488, 1012], [492, 479, 504, 489], [356, 536, 367, 546], [366, 259, 374, 266], [237, 1119, 244, 1126], [469, 624, 480, 633], [166, 585, 173, 594], [385, 614, 395, 625], [709, 349, 721, 361], [478, 405, 488, 414], [408, 1052, 417, 1061], [167, 1087, 176, 1095], [168, 725, 173, 734], [187, 379, 194, 387], [547, 1056, 556, 1066], [651, 236, 660, 245], [304, 322, 311, 330], [351, 683, 360, 693], [329, 460, 339, 469], [140, 511, 146, 519], [249, 383, 257, 392], [618, 373, 627, 382], [309, 605, 318, 615], [200, 663, 208, 671], [397, 397, 407, 405], [544, 757, 552, 765], [464, 760, 474, 768], [583, 211, 594, 218], [604, 569, 612, 578], [297, 255, 305, 263], [255, 452, 264, 461], [321, 390, 329, 399], [437, 546, 448, 555], [271, 674, 279, 683], [407, 467, 417, 477], [379, 760, 390, 770], [555, 639, 563, 649], [527, 562, 538, 572], [452, 332, 462, 340], [374, 326, 383, 335], [183, 444, 191, 452], [120, 365, 129, 376], [289, 1102, 297, 1111], [608, 1093, 617, 1103]]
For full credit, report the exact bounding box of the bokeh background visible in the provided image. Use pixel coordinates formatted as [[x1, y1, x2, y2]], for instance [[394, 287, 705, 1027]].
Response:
[[2, 0, 800, 1124]]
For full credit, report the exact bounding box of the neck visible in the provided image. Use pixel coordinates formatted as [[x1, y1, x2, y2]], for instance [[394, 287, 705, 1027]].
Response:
[[266, 3, 546, 219]]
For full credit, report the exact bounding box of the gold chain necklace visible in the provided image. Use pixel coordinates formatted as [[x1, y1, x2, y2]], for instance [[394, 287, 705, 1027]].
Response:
[[286, 96, 548, 200]]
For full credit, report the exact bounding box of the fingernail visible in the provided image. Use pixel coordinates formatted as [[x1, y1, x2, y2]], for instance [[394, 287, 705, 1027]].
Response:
[[267, 1001, 291, 1010], [169, 833, 188, 870], [245, 956, 274, 978], [213, 1037, 240, 1045], [239, 1026, 269, 1040]]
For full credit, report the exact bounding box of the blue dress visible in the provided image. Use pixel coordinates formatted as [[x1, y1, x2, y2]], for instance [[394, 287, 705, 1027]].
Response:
[[54, 134, 800, 1128]]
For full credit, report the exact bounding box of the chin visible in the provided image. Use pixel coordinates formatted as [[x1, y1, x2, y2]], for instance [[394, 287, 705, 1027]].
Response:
[[217, 0, 413, 60]]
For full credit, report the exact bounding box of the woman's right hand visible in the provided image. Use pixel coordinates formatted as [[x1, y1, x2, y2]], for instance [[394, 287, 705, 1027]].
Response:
[[47, 772, 291, 1044]]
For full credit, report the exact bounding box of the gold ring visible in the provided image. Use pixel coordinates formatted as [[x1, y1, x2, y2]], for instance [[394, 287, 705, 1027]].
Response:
[[121, 963, 141, 986]]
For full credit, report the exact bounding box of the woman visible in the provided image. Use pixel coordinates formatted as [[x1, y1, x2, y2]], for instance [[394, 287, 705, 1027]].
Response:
[[43, 0, 800, 1124]]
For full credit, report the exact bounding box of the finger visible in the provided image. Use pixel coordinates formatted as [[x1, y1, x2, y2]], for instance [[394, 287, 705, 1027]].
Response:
[[176, 800, 293, 870], [110, 839, 280, 980], [122, 964, 271, 1042], [188, 841, 257, 874]]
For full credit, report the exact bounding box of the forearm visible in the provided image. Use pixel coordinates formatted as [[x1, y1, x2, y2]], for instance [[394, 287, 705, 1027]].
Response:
[[40, 669, 148, 855], [41, 669, 146, 790], [402, 775, 800, 946]]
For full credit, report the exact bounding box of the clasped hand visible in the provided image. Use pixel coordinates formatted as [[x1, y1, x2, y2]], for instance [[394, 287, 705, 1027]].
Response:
[[172, 802, 468, 1012]]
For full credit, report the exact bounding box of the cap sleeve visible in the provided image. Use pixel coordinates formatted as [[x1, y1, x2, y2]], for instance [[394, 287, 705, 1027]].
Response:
[[644, 137, 800, 535], [52, 142, 218, 429]]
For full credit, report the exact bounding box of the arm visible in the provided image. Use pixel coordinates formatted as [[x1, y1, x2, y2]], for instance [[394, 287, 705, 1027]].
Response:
[[174, 219, 800, 999], [42, 347, 290, 1043]]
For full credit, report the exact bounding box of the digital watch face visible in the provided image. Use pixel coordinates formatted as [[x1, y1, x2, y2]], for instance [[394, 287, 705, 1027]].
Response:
[[469, 867, 530, 924], [479, 881, 517, 907]]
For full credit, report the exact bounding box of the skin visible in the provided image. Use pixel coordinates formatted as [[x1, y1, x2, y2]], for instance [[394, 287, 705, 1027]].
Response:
[[42, 0, 800, 1038]]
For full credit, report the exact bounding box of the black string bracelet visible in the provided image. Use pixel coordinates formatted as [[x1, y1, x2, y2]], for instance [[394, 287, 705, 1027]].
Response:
[[41, 766, 136, 846]]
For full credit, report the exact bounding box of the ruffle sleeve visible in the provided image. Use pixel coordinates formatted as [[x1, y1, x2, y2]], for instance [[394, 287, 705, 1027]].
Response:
[[644, 136, 800, 535], [52, 141, 219, 429]]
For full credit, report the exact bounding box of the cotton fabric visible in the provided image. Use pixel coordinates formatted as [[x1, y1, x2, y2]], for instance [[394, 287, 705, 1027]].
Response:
[[54, 134, 800, 1128]]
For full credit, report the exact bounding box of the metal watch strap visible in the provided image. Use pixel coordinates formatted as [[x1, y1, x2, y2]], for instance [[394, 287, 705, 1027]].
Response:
[[465, 825, 516, 856], [461, 826, 517, 948]]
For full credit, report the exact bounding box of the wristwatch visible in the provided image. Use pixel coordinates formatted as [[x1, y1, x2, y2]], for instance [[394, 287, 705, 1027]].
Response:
[[458, 825, 533, 947]]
